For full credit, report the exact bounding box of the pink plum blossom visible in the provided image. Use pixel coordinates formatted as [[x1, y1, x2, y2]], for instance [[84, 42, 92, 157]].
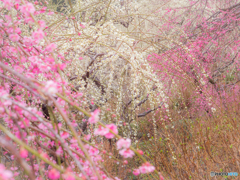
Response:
[[56, 147, 63, 156], [138, 162, 155, 174], [60, 132, 69, 139], [9, 34, 20, 42], [48, 12, 54, 15], [48, 169, 60, 180], [15, 28, 21, 34], [20, 147, 28, 158], [105, 124, 118, 139], [137, 150, 143, 155], [2, 0, 13, 10], [94, 125, 109, 136], [119, 149, 134, 158], [0, 164, 13, 180], [38, 20, 46, 29], [14, 3, 19, 10], [32, 29, 44, 43], [133, 169, 140, 176], [39, 7, 47, 13], [80, 24, 85, 28], [45, 43, 57, 52], [85, 134, 91, 140], [159, 174, 164, 180], [29, 56, 42, 66], [62, 172, 75, 180], [88, 146, 99, 156], [88, 109, 100, 124], [24, 17, 34, 24], [20, 3, 35, 15], [44, 80, 58, 94], [23, 36, 34, 45], [116, 138, 131, 150]]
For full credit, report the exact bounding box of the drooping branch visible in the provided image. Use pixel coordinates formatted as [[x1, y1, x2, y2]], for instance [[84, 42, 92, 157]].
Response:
[[124, 86, 157, 111], [212, 52, 239, 78], [0, 62, 46, 102], [69, 53, 106, 94], [35, 139, 65, 164], [138, 102, 163, 118], [0, 138, 35, 180]]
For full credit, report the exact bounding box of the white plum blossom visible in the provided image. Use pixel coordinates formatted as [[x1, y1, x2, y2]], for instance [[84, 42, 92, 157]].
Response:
[[44, 80, 58, 94]]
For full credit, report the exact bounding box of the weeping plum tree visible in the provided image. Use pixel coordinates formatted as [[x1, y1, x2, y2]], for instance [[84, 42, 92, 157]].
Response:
[[149, 0, 240, 116], [146, 0, 240, 179], [0, 0, 164, 179]]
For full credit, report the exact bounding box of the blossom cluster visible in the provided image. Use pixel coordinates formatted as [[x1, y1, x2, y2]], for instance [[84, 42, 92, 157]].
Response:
[[0, 164, 13, 180], [0, 0, 164, 179]]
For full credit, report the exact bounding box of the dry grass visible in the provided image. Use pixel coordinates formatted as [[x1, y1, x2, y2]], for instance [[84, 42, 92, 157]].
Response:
[[100, 81, 240, 180]]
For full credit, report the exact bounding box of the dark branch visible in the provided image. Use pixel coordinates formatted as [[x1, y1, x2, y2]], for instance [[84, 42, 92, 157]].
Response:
[[137, 102, 163, 118]]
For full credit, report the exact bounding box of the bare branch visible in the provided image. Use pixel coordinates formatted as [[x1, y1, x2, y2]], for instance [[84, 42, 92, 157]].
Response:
[[0, 138, 35, 180], [138, 102, 163, 118]]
